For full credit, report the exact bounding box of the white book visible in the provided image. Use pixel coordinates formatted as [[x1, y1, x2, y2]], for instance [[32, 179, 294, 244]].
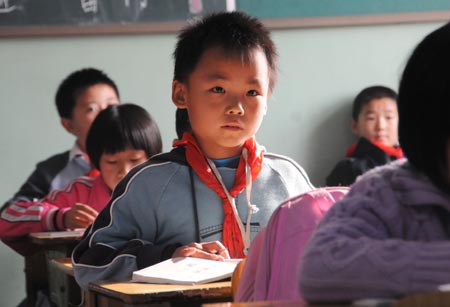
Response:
[[132, 257, 242, 285]]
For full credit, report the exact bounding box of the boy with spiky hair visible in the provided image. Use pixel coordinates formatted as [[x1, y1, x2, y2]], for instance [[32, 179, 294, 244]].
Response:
[[73, 11, 312, 289]]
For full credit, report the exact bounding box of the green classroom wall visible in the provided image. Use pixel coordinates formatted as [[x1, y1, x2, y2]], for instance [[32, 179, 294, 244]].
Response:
[[0, 21, 444, 305]]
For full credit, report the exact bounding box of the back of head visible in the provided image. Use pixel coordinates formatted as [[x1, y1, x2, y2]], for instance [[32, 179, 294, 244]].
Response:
[[86, 103, 162, 169], [173, 11, 278, 91], [352, 85, 398, 121], [398, 22, 450, 192], [55, 68, 120, 119]]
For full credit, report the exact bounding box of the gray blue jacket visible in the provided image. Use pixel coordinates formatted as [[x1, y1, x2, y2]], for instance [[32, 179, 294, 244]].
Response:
[[300, 159, 450, 302], [73, 148, 313, 289]]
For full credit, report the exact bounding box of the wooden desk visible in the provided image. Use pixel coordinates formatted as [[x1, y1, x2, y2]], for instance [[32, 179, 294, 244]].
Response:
[[203, 292, 450, 307], [203, 301, 355, 307], [26, 230, 84, 307], [203, 301, 308, 307], [51, 257, 98, 307], [88, 280, 232, 307], [50, 257, 74, 276]]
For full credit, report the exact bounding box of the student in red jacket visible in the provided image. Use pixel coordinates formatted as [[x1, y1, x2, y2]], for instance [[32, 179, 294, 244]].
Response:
[[0, 103, 162, 256]]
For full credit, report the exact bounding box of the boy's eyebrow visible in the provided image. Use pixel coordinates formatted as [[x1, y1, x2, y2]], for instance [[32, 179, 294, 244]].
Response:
[[204, 73, 265, 85], [363, 109, 396, 115], [204, 73, 227, 80]]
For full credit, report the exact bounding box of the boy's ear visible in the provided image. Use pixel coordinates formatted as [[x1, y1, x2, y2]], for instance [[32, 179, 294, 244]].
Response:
[[172, 80, 188, 108], [350, 119, 359, 135], [60, 118, 75, 135]]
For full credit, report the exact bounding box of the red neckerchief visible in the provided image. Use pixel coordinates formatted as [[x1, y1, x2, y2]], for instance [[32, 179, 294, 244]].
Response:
[[82, 154, 100, 177], [86, 168, 100, 178], [346, 140, 404, 159], [173, 132, 263, 258]]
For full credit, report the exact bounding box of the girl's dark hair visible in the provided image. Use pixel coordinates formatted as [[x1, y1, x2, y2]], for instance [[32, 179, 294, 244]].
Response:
[[173, 11, 278, 92], [55, 68, 120, 119], [86, 104, 162, 170], [398, 22, 450, 192], [352, 86, 398, 121]]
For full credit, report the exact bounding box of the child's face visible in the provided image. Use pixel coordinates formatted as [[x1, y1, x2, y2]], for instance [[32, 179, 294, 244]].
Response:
[[351, 97, 399, 147], [99, 148, 148, 191], [61, 83, 119, 152], [172, 47, 270, 159]]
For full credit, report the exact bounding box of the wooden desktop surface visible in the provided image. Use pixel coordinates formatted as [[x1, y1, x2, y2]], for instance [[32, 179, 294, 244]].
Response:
[[29, 230, 84, 245], [50, 257, 74, 276], [203, 301, 308, 307], [203, 291, 450, 307], [203, 301, 351, 307], [89, 280, 232, 306]]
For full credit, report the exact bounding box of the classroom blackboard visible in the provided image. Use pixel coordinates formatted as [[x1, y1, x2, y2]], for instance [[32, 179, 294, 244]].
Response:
[[0, 0, 232, 36], [0, 0, 230, 25], [1, 0, 450, 37]]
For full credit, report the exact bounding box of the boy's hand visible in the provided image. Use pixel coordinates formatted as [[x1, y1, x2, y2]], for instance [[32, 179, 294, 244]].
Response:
[[172, 241, 230, 261], [63, 203, 98, 230]]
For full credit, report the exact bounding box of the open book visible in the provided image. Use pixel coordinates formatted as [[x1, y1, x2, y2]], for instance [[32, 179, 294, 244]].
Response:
[[132, 257, 242, 285]]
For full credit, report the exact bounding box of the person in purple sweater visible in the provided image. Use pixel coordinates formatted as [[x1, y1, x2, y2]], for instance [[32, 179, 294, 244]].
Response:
[[299, 22, 450, 303]]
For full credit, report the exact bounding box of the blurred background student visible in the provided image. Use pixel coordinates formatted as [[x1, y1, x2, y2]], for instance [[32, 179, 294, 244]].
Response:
[[3, 68, 120, 207], [1, 103, 162, 307], [326, 85, 403, 186], [0, 103, 162, 255]]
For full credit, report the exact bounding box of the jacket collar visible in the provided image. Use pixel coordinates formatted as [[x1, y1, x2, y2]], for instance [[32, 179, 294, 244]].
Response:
[[69, 142, 87, 161], [347, 138, 394, 164]]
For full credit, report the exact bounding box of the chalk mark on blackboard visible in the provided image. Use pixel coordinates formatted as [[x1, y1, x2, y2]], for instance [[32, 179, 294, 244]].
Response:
[[81, 0, 98, 14], [0, 0, 21, 14], [124, 0, 148, 10]]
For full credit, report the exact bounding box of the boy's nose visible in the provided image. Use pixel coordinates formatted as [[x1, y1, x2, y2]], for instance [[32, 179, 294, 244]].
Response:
[[118, 164, 130, 177], [376, 118, 386, 129], [226, 101, 244, 115]]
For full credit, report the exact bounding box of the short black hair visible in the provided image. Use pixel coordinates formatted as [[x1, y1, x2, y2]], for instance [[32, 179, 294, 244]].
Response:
[[398, 22, 450, 192], [55, 68, 120, 119], [352, 85, 398, 121], [175, 108, 191, 139], [86, 104, 162, 170], [173, 11, 278, 92]]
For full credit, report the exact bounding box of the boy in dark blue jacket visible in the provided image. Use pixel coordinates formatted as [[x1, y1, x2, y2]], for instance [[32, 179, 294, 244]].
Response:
[[326, 85, 403, 186], [4, 68, 120, 205]]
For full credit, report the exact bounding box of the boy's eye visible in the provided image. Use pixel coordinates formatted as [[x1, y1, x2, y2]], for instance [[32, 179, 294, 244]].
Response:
[[87, 105, 100, 113], [211, 87, 225, 93], [106, 160, 117, 165], [247, 90, 258, 96]]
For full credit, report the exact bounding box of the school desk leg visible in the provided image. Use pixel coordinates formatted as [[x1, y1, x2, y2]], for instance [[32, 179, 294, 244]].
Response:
[[24, 251, 48, 307]]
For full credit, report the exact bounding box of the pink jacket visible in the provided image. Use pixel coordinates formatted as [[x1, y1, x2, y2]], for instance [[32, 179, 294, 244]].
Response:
[[0, 176, 111, 255], [235, 187, 349, 302]]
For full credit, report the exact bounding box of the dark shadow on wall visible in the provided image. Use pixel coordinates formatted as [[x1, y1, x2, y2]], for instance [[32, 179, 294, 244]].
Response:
[[305, 98, 355, 186]]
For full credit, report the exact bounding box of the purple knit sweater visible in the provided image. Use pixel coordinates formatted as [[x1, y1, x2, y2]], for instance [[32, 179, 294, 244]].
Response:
[[299, 159, 450, 303]]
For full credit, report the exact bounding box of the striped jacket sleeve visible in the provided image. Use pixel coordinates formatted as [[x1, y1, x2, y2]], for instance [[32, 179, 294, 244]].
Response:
[[0, 177, 93, 255], [71, 161, 182, 290]]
